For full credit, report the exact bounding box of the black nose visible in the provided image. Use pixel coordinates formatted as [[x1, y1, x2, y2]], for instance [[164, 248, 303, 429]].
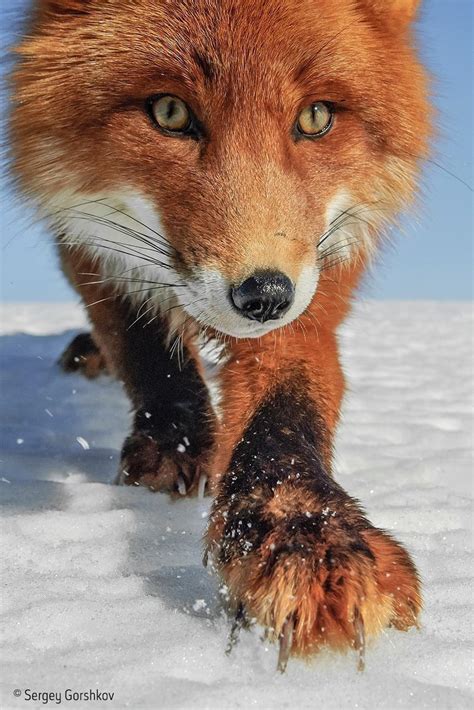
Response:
[[230, 271, 295, 323]]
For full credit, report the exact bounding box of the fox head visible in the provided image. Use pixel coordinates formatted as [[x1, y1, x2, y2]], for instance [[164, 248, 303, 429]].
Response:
[[10, 0, 430, 337]]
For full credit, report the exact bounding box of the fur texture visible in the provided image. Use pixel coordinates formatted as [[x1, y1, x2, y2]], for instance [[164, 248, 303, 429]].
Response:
[[9, 0, 431, 666]]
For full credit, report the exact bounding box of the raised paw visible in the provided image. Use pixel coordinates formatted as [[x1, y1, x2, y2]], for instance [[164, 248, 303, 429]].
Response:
[[58, 332, 107, 379], [117, 417, 210, 498], [206, 479, 421, 670]]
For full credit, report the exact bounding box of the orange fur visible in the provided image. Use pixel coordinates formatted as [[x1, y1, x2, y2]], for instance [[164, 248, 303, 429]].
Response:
[[9, 0, 430, 665], [208, 319, 346, 481]]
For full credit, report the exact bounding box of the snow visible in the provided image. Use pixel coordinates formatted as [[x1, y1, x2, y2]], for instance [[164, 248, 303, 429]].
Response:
[[0, 301, 472, 709]]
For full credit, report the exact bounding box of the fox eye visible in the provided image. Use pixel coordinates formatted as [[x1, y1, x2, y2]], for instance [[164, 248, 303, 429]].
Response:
[[148, 95, 192, 134], [296, 102, 333, 137]]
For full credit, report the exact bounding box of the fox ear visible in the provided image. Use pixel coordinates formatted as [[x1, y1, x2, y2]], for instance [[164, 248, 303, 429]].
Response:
[[362, 0, 421, 30]]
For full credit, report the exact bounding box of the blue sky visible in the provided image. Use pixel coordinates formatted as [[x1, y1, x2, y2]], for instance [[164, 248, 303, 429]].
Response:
[[0, 0, 472, 302]]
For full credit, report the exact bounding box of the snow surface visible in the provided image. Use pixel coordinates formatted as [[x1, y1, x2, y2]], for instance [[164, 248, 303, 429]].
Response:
[[0, 301, 472, 710]]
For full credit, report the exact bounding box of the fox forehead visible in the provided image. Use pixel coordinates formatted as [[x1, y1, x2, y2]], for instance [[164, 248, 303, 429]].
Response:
[[115, 0, 372, 87], [30, 0, 401, 104]]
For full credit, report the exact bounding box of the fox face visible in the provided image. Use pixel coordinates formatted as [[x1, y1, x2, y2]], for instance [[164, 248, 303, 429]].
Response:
[[10, 0, 430, 337]]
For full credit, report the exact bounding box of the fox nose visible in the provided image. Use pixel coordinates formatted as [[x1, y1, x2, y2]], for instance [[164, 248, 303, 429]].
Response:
[[230, 271, 295, 323]]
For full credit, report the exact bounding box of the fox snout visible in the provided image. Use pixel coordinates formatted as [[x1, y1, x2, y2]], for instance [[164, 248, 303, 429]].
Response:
[[153, 160, 322, 338], [230, 271, 295, 324], [178, 257, 318, 339]]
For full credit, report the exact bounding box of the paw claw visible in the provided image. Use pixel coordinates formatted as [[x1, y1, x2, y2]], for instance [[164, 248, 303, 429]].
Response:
[[225, 602, 247, 656], [119, 430, 210, 497], [198, 473, 208, 499], [353, 607, 365, 672], [177, 475, 187, 496], [202, 547, 209, 568], [114, 469, 127, 486], [277, 616, 294, 673]]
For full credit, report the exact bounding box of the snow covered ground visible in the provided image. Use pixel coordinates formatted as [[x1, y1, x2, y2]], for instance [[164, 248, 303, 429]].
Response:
[[0, 301, 472, 710]]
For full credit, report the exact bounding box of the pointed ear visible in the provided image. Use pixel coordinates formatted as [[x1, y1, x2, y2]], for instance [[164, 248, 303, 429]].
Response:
[[361, 0, 422, 31]]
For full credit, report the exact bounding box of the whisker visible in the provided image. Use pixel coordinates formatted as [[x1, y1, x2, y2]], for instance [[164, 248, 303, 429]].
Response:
[[68, 214, 172, 256], [127, 299, 157, 330], [84, 284, 187, 309], [319, 255, 352, 273], [318, 238, 360, 262], [70, 211, 173, 257], [86, 198, 176, 244], [317, 215, 357, 250], [60, 213, 173, 261], [60, 238, 171, 270], [52, 197, 174, 251], [327, 201, 388, 228], [318, 212, 373, 250], [79, 274, 186, 289]]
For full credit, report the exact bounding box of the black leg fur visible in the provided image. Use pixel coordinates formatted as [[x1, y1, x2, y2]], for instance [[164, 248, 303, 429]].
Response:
[[115, 303, 216, 495]]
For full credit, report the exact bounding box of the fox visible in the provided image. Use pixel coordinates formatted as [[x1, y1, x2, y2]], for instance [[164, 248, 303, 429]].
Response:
[[9, 0, 431, 671]]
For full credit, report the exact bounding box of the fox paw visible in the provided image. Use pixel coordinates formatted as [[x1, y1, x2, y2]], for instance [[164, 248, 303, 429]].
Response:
[[117, 431, 208, 497], [58, 332, 107, 379], [206, 487, 421, 670]]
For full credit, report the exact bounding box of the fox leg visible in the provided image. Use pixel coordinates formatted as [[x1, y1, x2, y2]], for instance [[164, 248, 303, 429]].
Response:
[[111, 309, 214, 496], [206, 325, 421, 668], [59, 246, 216, 495]]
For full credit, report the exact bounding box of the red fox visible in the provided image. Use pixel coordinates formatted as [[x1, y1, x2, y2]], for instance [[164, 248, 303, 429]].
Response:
[[10, 0, 431, 670]]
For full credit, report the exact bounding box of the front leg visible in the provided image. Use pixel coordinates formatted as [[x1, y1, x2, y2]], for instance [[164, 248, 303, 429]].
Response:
[[206, 330, 421, 669], [116, 323, 215, 496], [60, 246, 216, 495]]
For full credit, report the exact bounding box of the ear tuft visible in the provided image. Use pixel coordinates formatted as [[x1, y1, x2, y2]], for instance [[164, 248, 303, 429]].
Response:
[[362, 0, 421, 31]]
